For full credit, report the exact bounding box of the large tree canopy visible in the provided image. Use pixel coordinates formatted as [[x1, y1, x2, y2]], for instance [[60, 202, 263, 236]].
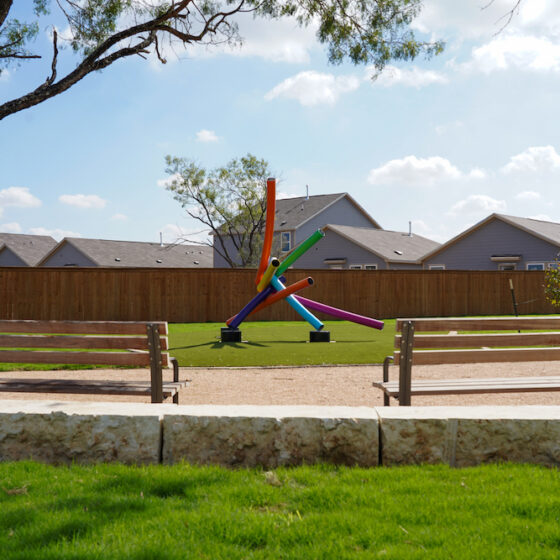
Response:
[[0, 0, 444, 121]]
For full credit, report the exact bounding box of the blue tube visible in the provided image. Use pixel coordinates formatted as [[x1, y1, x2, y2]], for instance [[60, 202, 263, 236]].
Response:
[[270, 275, 324, 331]]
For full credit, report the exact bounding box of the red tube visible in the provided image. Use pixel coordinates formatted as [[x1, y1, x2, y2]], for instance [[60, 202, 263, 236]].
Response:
[[255, 178, 276, 285]]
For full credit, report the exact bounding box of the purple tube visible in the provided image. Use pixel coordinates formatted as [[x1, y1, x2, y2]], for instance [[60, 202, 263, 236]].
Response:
[[229, 284, 276, 329], [293, 296, 384, 330]]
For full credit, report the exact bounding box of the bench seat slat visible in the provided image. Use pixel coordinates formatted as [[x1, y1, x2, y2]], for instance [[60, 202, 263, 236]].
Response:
[[394, 346, 560, 365], [373, 376, 560, 397], [397, 332, 560, 349], [0, 334, 168, 351], [0, 349, 161, 367], [0, 320, 168, 336], [0, 378, 187, 397], [396, 317, 560, 332]]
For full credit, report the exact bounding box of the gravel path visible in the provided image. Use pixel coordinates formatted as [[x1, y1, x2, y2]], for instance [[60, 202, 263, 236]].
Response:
[[1, 361, 560, 406]]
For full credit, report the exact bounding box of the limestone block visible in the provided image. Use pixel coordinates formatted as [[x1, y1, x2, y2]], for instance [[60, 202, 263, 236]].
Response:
[[377, 407, 455, 466], [0, 400, 169, 465], [378, 406, 560, 467], [162, 405, 379, 467]]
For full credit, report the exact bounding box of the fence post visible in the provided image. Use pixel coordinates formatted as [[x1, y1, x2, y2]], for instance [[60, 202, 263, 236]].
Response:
[[398, 320, 415, 406]]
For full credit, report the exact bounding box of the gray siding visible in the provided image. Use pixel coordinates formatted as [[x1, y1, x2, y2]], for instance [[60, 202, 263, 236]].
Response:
[[424, 219, 560, 270], [295, 197, 378, 245], [41, 244, 96, 267], [0, 248, 28, 266], [294, 229, 387, 269]]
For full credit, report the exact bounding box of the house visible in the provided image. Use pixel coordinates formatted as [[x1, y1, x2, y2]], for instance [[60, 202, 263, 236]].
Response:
[[421, 213, 560, 270], [294, 225, 440, 270], [213, 192, 382, 267], [0, 233, 57, 266], [38, 238, 213, 267]]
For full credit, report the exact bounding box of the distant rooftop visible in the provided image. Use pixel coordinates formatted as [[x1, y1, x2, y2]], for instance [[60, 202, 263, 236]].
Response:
[[0, 233, 58, 266]]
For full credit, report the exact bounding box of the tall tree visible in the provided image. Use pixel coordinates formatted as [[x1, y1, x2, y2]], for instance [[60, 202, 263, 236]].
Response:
[[0, 0, 444, 121], [164, 153, 273, 268]]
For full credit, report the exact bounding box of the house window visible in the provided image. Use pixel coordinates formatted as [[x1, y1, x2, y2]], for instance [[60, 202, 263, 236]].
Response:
[[548, 262, 559, 270], [281, 232, 291, 253], [498, 263, 517, 271], [527, 262, 545, 271], [364, 264, 377, 270], [349, 265, 363, 270], [429, 264, 445, 270]]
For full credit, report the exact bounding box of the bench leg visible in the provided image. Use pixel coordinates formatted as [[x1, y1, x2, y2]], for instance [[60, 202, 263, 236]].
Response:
[[147, 323, 164, 403], [398, 321, 415, 406], [171, 357, 179, 404]]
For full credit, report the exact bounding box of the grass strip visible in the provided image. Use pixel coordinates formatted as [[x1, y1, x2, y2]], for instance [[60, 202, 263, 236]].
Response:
[[0, 461, 558, 559]]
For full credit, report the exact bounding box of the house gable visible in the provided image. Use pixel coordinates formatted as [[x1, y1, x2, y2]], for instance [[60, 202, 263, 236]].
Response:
[[423, 215, 560, 270], [0, 245, 28, 266]]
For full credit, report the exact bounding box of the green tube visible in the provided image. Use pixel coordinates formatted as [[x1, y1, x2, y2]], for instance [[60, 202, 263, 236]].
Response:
[[276, 229, 325, 276]]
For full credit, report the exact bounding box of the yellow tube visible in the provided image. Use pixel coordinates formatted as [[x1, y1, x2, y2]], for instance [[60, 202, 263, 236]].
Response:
[[256, 257, 280, 292]]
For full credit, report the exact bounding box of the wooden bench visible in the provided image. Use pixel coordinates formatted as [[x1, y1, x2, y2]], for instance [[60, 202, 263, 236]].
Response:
[[0, 320, 188, 403], [373, 317, 560, 406]]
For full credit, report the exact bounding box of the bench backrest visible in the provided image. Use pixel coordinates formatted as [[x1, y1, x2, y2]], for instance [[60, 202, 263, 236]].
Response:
[[0, 320, 169, 367], [393, 317, 560, 365]]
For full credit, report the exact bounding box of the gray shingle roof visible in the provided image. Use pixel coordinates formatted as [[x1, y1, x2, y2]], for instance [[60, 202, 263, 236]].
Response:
[[497, 214, 560, 245], [0, 233, 58, 265], [325, 225, 440, 263], [42, 238, 213, 267], [275, 193, 380, 230]]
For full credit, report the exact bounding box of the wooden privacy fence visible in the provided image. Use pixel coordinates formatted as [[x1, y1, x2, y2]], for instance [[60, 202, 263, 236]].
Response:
[[0, 267, 555, 322]]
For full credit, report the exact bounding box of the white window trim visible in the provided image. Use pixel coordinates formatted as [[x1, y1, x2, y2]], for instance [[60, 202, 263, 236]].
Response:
[[364, 264, 378, 270], [526, 262, 545, 271], [349, 264, 363, 270], [280, 231, 291, 253], [498, 263, 517, 271], [428, 264, 446, 270]]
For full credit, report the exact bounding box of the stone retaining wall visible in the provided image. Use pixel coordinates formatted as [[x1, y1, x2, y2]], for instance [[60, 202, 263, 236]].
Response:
[[0, 401, 559, 467]]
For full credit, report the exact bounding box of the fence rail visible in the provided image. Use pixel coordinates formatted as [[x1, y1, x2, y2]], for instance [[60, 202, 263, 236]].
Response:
[[0, 267, 555, 322]]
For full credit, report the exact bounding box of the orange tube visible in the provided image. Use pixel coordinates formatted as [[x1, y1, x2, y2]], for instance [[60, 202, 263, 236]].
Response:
[[250, 277, 313, 316], [255, 178, 276, 285], [226, 277, 313, 325]]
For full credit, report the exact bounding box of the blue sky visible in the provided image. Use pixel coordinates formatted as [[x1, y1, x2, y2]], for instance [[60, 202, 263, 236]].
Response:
[[2, 0, 560, 245]]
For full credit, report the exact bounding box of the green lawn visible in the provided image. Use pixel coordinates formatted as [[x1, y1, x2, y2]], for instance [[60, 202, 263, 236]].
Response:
[[168, 320, 396, 367], [0, 461, 558, 559]]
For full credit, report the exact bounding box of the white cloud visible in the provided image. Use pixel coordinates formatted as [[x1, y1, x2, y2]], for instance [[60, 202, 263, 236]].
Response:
[[157, 173, 181, 189], [468, 168, 487, 180], [59, 194, 107, 209], [371, 65, 448, 88], [0, 68, 10, 82], [29, 227, 82, 241], [111, 213, 128, 221], [265, 71, 360, 106], [502, 146, 560, 174], [0, 186, 41, 209], [529, 213, 553, 221], [196, 129, 219, 143], [449, 195, 507, 216], [0, 222, 22, 233], [367, 155, 462, 186], [515, 190, 542, 201], [466, 34, 560, 74]]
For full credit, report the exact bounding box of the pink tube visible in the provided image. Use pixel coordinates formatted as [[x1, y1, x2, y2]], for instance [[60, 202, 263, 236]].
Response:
[[293, 296, 384, 330]]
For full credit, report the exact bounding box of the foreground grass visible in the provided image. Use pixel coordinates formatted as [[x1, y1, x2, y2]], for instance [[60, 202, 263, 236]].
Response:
[[0, 462, 558, 559], [168, 320, 396, 367]]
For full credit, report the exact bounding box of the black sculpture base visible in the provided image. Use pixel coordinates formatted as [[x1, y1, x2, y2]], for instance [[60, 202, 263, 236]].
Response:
[[221, 328, 242, 343], [309, 330, 330, 343]]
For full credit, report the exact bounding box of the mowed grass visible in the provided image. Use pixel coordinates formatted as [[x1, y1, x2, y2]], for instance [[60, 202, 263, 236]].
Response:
[[168, 320, 396, 367], [0, 461, 558, 559]]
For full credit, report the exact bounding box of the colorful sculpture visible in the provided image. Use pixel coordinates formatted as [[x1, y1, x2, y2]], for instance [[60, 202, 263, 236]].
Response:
[[223, 177, 384, 341]]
